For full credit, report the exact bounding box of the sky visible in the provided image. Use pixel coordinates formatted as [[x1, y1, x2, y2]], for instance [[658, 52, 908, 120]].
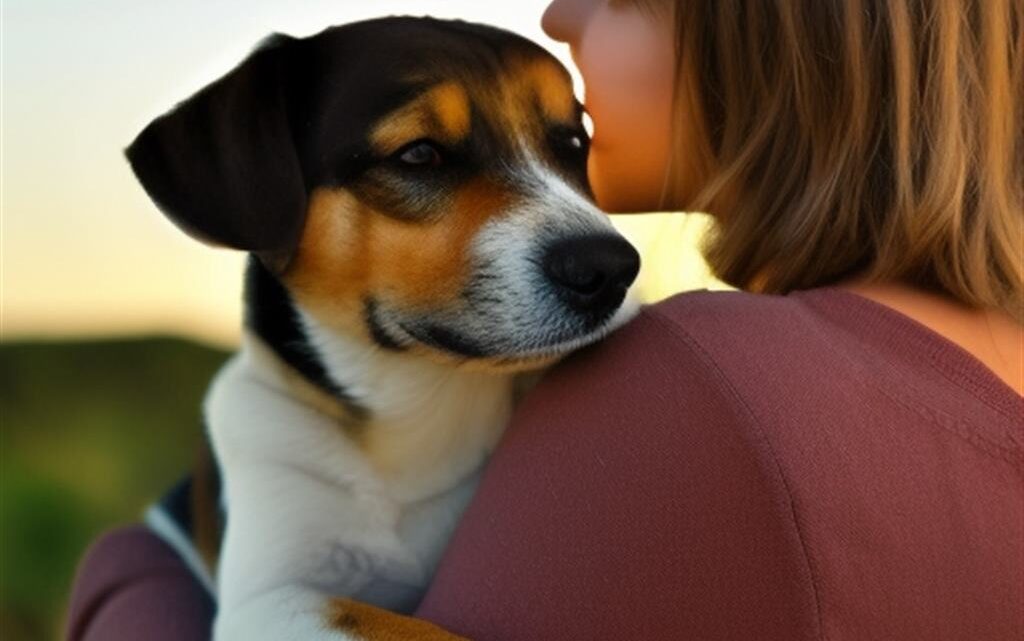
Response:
[[2, 0, 719, 347]]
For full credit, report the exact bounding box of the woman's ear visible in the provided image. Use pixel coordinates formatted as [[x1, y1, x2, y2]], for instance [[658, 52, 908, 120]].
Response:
[[125, 34, 307, 272]]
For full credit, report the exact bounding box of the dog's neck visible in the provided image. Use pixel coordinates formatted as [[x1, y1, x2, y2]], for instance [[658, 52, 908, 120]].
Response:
[[244, 311, 516, 504]]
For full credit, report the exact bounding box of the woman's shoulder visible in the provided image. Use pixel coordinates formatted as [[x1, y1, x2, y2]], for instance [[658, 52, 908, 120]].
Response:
[[642, 286, 854, 347], [635, 287, 1019, 421], [587, 285, 1020, 450], [623, 287, 844, 381], [543, 287, 849, 431], [600, 285, 1020, 460]]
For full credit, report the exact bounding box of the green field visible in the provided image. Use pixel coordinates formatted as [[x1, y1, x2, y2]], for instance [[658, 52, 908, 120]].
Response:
[[1, 337, 231, 641]]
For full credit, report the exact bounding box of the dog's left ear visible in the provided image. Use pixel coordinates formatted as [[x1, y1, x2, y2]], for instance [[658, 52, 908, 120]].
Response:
[[126, 34, 307, 271]]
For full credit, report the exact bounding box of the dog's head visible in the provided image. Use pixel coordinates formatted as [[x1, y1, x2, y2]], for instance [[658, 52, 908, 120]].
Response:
[[127, 17, 640, 371]]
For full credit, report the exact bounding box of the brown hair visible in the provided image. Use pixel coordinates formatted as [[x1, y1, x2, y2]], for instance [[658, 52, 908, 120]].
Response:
[[641, 0, 1023, 319]]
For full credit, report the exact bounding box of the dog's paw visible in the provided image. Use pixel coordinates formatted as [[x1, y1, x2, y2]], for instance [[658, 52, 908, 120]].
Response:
[[327, 598, 470, 641]]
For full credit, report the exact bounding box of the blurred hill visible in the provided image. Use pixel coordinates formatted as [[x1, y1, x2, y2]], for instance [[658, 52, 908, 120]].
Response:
[[0, 337, 231, 641]]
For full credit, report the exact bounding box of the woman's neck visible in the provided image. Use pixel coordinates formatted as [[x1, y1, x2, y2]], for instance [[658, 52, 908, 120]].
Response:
[[837, 280, 1023, 396]]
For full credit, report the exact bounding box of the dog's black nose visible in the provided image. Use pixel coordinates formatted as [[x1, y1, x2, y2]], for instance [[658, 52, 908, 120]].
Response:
[[543, 234, 641, 313]]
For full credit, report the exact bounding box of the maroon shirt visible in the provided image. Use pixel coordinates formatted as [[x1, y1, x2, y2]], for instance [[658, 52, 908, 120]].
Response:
[[67, 287, 1022, 640], [415, 288, 1023, 639]]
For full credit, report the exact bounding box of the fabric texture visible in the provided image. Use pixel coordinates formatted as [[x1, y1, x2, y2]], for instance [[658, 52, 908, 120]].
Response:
[[66, 525, 214, 641], [66, 288, 1023, 640], [415, 288, 1023, 640]]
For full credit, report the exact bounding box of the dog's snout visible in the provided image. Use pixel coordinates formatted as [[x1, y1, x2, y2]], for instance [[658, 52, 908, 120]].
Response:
[[543, 234, 640, 313]]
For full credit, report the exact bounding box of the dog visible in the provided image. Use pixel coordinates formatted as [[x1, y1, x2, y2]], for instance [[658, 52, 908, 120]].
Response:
[[128, 16, 640, 640]]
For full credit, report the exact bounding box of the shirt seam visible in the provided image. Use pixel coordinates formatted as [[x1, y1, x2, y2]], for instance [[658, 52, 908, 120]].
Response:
[[795, 298, 1024, 469], [804, 289, 1022, 420], [644, 309, 827, 641], [926, 350, 1021, 422]]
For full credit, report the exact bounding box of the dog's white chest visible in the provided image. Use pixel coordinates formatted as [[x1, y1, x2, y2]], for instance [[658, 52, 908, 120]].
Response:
[[205, 340, 509, 615], [397, 467, 481, 568], [344, 467, 482, 612]]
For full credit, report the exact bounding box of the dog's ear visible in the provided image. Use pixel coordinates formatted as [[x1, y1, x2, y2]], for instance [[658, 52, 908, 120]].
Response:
[[126, 34, 306, 271]]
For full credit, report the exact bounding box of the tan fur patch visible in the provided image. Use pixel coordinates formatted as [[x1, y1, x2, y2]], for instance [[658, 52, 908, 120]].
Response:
[[283, 181, 511, 339], [370, 110, 429, 155], [429, 82, 471, 140], [326, 597, 469, 640], [524, 59, 576, 122], [454, 56, 577, 156], [366, 178, 509, 306], [370, 81, 471, 153], [372, 57, 575, 159], [282, 188, 369, 335]]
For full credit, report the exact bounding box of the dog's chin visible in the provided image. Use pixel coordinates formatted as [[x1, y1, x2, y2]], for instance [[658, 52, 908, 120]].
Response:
[[500, 295, 642, 368], [400, 295, 642, 373]]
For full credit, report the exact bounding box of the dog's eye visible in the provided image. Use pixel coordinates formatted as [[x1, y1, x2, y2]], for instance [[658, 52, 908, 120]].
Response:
[[551, 127, 590, 154], [396, 140, 443, 168], [549, 126, 590, 166]]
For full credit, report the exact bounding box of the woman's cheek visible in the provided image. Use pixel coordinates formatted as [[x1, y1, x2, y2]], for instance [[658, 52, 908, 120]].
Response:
[[577, 8, 676, 212], [587, 99, 673, 212]]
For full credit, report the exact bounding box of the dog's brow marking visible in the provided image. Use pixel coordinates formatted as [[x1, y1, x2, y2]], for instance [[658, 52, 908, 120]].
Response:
[[481, 56, 578, 161], [524, 59, 576, 122], [371, 109, 429, 155], [371, 82, 471, 154], [428, 82, 471, 141]]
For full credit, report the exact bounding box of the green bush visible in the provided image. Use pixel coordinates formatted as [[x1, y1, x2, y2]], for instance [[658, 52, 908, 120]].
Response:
[[1, 337, 230, 641]]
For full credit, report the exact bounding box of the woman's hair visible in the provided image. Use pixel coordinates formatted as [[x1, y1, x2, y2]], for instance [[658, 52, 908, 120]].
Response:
[[637, 0, 1022, 319]]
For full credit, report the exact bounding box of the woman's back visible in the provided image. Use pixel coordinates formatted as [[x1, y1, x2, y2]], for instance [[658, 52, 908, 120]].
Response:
[[417, 288, 1023, 640]]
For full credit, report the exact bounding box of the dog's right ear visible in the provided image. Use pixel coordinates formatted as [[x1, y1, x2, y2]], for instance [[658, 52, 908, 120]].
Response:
[[126, 34, 307, 271]]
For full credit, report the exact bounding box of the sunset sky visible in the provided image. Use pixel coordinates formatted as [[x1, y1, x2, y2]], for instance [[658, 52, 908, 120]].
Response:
[[2, 0, 720, 347]]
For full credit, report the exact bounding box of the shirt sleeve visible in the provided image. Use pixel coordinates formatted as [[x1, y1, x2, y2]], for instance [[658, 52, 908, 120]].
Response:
[[415, 308, 821, 640], [66, 526, 214, 641]]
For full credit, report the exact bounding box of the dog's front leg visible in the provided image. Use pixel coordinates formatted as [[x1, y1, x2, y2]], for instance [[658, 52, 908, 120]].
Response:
[[210, 445, 469, 641], [206, 356, 468, 641]]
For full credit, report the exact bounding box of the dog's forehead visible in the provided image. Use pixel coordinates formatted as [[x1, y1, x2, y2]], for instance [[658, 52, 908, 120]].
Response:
[[310, 18, 578, 138], [313, 17, 567, 78], [368, 64, 577, 154]]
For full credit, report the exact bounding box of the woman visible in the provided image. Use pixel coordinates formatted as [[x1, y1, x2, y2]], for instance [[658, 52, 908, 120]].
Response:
[[414, 0, 1022, 638], [68, 0, 1022, 639]]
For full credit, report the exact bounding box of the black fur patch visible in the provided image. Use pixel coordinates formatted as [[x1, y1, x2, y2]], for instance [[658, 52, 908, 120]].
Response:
[[364, 297, 408, 352], [413, 323, 488, 359], [244, 257, 369, 421]]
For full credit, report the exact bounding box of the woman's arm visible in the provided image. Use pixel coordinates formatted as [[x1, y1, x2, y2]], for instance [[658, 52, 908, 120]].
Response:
[[66, 526, 214, 641], [66, 527, 466, 641]]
